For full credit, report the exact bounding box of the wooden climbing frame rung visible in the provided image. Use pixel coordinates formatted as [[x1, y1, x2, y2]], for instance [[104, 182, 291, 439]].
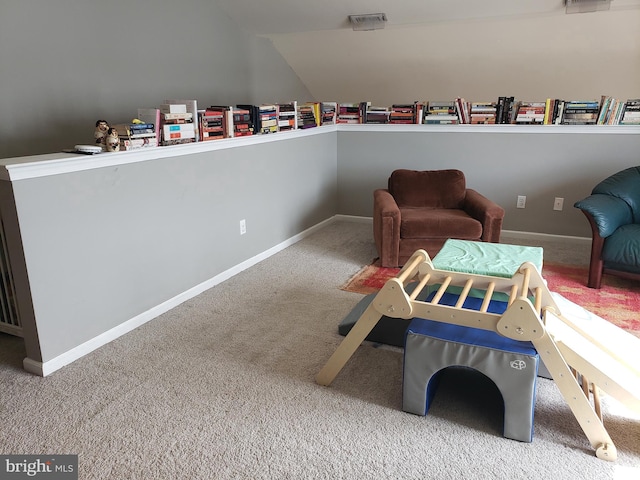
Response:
[[480, 281, 495, 313], [534, 287, 542, 315], [409, 273, 431, 301], [508, 284, 518, 305], [430, 276, 451, 304], [455, 278, 474, 308], [520, 266, 531, 299]]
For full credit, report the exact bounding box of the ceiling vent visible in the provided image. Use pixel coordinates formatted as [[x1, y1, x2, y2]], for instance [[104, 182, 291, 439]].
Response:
[[348, 13, 387, 31], [565, 0, 612, 14]]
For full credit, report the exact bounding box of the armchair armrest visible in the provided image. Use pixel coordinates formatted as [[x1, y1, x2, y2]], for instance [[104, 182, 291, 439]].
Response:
[[374, 189, 400, 217], [463, 189, 505, 243], [373, 189, 401, 267], [574, 194, 633, 238]]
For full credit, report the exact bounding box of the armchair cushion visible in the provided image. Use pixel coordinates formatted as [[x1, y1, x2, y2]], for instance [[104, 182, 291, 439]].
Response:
[[389, 169, 466, 208], [400, 207, 482, 239], [602, 224, 640, 272]]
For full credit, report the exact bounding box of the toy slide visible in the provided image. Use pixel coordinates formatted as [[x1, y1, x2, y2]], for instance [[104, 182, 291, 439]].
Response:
[[316, 249, 640, 461]]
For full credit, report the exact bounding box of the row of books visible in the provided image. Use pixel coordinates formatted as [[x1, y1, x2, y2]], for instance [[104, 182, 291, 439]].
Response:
[[111, 96, 640, 150], [112, 120, 158, 151], [114, 101, 198, 150], [196, 101, 335, 141], [357, 97, 640, 126], [111, 100, 199, 150]]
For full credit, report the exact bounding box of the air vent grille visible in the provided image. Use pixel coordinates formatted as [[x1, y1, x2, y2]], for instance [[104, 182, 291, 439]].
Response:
[[348, 13, 387, 31], [566, 0, 612, 14]]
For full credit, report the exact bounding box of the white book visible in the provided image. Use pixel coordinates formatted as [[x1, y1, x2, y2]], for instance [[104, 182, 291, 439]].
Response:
[[164, 99, 199, 141]]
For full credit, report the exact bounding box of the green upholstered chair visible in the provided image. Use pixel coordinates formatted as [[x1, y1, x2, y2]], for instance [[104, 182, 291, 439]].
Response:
[[574, 166, 640, 288]]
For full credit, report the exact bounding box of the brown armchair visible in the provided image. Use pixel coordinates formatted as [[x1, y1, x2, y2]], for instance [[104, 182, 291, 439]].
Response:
[[373, 169, 505, 267]]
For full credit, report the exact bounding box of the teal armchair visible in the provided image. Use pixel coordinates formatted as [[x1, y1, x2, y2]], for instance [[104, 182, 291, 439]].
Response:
[[574, 166, 640, 288]]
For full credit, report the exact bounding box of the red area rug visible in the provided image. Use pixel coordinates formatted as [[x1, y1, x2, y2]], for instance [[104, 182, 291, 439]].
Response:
[[341, 259, 640, 336]]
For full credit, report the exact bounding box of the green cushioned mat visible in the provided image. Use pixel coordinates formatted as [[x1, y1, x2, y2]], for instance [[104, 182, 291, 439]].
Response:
[[433, 239, 543, 278]]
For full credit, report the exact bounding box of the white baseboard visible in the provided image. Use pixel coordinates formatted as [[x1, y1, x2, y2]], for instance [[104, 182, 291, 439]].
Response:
[[334, 214, 372, 224], [500, 229, 591, 245], [27, 217, 336, 377]]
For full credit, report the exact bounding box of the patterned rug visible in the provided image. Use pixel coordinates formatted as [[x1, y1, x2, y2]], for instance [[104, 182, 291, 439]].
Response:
[[340, 259, 640, 337]]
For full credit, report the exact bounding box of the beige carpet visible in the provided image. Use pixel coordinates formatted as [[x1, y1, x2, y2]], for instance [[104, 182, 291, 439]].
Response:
[[1, 221, 639, 479]]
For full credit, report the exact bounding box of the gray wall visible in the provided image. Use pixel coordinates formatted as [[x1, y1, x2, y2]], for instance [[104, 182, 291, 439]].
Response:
[[336, 128, 640, 237], [9, 132, 336, 364], [0, 0, 313, 159]]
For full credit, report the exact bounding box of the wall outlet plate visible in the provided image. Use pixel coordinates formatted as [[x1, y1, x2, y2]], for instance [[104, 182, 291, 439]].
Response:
[[554, 197, 564, 211]]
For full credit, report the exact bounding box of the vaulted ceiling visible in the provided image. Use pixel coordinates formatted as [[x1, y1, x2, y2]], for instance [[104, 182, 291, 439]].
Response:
[[214, 1, 640, 104]]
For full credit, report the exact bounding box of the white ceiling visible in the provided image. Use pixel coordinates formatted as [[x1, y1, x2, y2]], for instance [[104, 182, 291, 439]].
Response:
[[214, 0, 639, 36]]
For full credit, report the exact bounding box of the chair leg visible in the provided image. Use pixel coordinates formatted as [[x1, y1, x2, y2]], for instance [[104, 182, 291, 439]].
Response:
[[582, 212, 605, 289], [588, 259, 603, 289]]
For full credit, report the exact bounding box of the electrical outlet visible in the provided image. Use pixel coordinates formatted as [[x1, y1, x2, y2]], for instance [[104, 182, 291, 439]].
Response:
[[517, 195, 526, 209], [553, 197, 564, 211], [239, 219, 246, 235]]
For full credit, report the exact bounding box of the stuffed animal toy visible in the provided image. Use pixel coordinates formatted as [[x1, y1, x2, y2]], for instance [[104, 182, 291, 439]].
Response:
[[94, 120, 109, 148], [105, 127, 120, 152]]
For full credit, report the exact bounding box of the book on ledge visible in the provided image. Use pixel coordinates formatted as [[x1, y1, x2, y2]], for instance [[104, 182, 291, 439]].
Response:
[[297, 103, 318, 129], [199, 108, 227, 141], [113, 121, 158, 150], [515, 102, 546, 124], [276, 101, 298, 131], [560, 100, 599, 125], [337, 103, 366, 124], [469, 102, 497, 124], [321, 102, 337, 125], [454, 98, 470, 124], [620, 98, 640, 125], [236, 104, 260, 134], [258, 104, 279, 134], [160, 103, 195, 145], [300, 102, 321, 127], [495, 96, 515, 124], [137, 108, 161, 143], [205, 106, 233, 138], [423, 101, 458, 124], [389, 103, 418, 124], [364, 106, 391, 124], [232, 106, 255, 137], [164, 99, 199, 141]]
